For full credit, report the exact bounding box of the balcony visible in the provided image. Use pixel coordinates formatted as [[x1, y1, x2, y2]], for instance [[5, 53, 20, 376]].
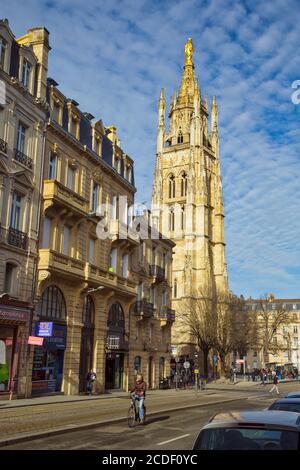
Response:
[[110, 219, 140, 247], [8, 227, 28, 250], [149, 265, 166, 282], [38, 249, 85, 280], [85, 263, 137, 297], [160, 306, 175, 323], [0, 137, 7, 154], [14, 149, 33, 170], [43, 180, 88, 217], [106, 335, 129, 351], [131, 300, 154, 319]]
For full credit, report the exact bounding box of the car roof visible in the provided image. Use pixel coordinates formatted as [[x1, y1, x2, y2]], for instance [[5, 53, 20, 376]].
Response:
[[285, 392, 300, 397], [273, 398, 300, 404], [206, 411, 300, 429]]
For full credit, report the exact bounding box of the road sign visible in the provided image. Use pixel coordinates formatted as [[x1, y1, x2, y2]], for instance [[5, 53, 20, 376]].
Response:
[[183, 361, 190, 369], [194, 368, 199, 374], [236, 359, 245, 364]]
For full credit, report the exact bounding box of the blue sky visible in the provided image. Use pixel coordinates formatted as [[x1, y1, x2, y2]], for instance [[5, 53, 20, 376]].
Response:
[[3, 0, 300, 298]]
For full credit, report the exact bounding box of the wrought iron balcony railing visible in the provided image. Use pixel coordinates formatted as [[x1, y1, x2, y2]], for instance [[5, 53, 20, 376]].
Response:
[[149, 265, 166, 282], [106, 335, 129, 351], [8, 227, 28, 250], [160, 306, 175, 322], [14, 149, 33, 170], [0, 137, 7, 154], [131, 300, 154, 318]]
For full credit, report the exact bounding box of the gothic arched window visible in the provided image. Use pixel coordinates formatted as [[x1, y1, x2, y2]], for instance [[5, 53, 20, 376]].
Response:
[[177, 130, 183, 144], [181, 172, 188, 197], [181, 204, 185, 230], [169, 207, 175, 232], [168, 174, 175, 199]]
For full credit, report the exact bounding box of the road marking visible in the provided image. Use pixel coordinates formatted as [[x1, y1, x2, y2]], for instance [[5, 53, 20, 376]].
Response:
[[157, 434, 190, 446]]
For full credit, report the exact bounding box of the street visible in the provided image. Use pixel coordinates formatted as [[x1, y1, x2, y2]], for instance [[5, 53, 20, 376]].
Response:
[[2, 381, 300, 450]]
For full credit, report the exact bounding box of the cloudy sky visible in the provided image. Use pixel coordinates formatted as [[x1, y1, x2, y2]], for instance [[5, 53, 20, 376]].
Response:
[[2, 0, 300, 298]]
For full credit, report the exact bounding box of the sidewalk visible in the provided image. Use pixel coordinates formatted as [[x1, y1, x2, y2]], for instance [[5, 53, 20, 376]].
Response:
[[0, 388, 247, 447]]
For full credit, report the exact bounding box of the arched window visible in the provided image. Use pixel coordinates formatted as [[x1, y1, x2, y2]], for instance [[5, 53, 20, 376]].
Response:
[[107, 302, 125, 330], [181, 172, 188, 197], [168, 174, 175, 199], [177, 130, 183, 144], [37, 285, 66, 321], [169, 207, 175, 232], [82, 295, 95, 326]]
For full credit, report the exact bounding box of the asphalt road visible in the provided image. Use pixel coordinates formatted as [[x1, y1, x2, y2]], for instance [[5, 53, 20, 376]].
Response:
[[2, 391, 281, 450]]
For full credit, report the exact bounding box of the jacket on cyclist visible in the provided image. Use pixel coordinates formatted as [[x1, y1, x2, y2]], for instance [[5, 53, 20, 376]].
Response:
[[129, 378, 146, 397]]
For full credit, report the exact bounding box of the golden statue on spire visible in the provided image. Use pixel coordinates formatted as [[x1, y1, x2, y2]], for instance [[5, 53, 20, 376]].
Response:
[[184, 37, 194, 66]]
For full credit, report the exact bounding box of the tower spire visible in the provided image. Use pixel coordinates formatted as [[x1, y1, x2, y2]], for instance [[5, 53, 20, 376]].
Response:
[[178, 38, 197, 106]]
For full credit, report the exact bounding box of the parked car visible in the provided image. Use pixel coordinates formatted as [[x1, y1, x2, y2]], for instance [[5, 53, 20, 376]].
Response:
[[284, 391, 300, 398], [268, 398, 300, 413], [192, 411, 300, 450]]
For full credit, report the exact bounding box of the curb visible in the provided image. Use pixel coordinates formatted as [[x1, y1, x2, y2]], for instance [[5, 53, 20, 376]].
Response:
[[0, 395, 247, 448]]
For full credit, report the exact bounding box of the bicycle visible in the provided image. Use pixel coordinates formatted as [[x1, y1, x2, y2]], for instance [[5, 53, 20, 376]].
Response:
[[127, 393, 146, 428]]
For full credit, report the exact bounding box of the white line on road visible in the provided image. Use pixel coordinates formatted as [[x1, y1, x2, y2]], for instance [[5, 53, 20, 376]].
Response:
[[157, 434, 190, 446]]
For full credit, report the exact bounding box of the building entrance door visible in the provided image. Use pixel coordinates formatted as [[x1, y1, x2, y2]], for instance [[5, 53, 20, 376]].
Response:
[[105, 353, 124, 389], [79, 327, 94, 393]]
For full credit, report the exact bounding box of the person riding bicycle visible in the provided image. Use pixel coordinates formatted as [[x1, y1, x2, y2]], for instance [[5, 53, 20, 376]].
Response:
[[129, 374, 146, 423]]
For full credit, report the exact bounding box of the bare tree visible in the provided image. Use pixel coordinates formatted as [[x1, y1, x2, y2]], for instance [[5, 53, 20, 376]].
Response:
[[176, 288, 217, 377], [253, 294, 291, 367]]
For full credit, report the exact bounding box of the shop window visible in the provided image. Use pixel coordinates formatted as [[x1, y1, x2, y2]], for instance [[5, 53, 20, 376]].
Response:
[[0, 326, 16, 392]]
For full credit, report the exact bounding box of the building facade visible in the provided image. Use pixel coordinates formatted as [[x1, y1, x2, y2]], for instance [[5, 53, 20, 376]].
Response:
[[128, 212, 175, 389], [232, 297, 300, 374], [151, 38, 228, 359], [0, 20, 50, 398]]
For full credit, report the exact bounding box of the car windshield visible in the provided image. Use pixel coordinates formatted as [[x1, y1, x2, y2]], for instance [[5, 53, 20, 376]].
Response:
[[194, 427, 299, 450], [270, 403, 300, 413]]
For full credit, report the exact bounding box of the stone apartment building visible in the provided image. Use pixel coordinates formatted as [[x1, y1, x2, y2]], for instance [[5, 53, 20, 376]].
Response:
[[0, 21, 175, 398], [0, 19, 50, 398], [231, 297, 300, 374]]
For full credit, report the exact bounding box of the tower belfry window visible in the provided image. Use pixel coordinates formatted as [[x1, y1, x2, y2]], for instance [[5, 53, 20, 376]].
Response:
[[177, 131, 183, 144], [168, 175, 175, 199], [181, 172, 187, 197]]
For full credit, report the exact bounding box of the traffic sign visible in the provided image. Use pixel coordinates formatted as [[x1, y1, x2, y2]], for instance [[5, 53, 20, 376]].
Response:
[[183, 361, 190, 369], [236, 359, 245, 364], [194, 368, 199, 374]]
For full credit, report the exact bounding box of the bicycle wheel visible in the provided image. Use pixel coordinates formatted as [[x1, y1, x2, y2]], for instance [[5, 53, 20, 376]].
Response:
[[127, 405, 136, 428]]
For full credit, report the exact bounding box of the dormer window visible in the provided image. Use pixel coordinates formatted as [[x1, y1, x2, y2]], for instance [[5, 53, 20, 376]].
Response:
[[0, 36, 7, 69], [21, 59, 31, 88], [114, 156, 121, 173], [53, 100, 62, 125]]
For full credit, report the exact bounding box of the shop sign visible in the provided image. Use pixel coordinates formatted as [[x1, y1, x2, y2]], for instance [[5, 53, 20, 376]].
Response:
[[35, 322, 53, 337], [44, 324, 67, 350], [0, 308, 29, 322], [28, 336, 44, 346]]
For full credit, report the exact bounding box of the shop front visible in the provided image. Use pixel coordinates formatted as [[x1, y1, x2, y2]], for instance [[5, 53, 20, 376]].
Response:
[[0, 305, 30, 397], [31, 286, 67, 396], [105, 302, 128, 390], [31, 323, 67, 395]]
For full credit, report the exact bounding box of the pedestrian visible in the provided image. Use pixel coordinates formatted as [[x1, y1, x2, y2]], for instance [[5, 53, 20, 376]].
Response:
[[86, 369, 97, 395], [269, 374, 280, 395], [261, 369, 266, 386]]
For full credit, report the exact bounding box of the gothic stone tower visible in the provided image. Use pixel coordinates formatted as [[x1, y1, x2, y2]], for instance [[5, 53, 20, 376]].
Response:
[[151, 38, 228, 358]]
